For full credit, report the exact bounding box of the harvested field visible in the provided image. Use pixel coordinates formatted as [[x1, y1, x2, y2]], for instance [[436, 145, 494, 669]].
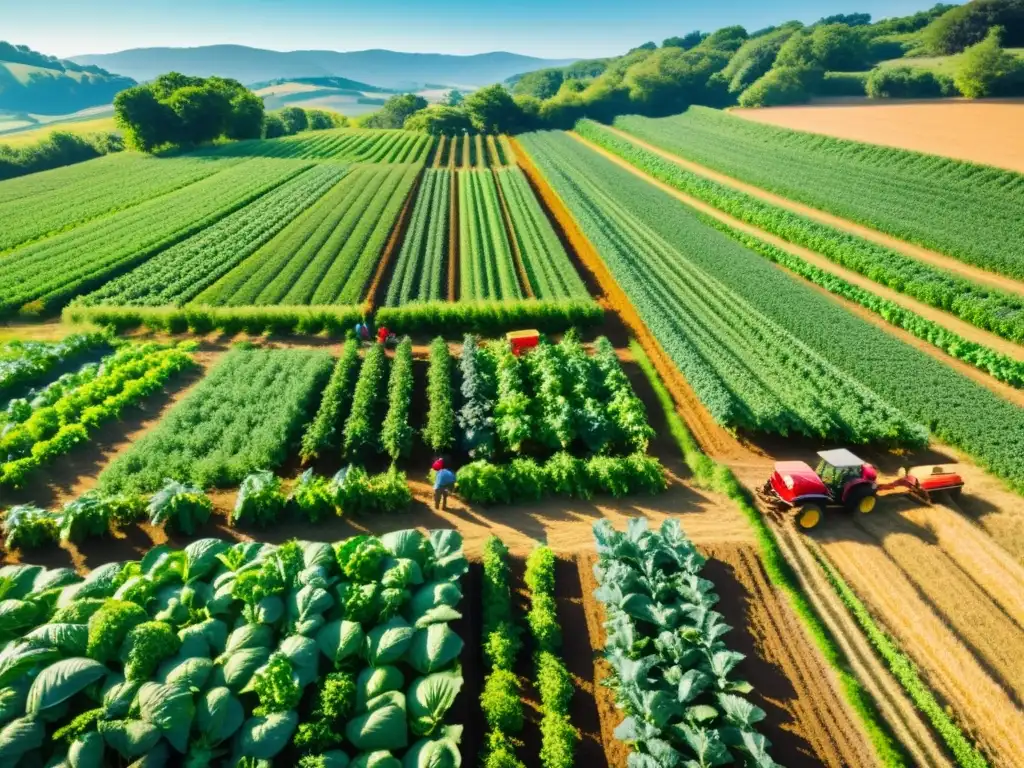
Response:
[[734, 100, 1024, 174], [816, 518, 1024, 766]]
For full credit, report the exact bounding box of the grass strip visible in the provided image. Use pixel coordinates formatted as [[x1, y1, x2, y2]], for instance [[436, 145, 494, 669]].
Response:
[[629, 339, 910, 768]]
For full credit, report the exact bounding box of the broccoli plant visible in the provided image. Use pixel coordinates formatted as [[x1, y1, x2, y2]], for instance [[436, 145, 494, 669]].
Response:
[[253, 653, 302, 716], [121, 620, 181, 681], [287, 469, 336, 523]]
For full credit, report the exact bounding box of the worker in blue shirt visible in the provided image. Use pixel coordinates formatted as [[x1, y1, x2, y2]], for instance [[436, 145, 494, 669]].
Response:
[[433, 461, 456, 510]]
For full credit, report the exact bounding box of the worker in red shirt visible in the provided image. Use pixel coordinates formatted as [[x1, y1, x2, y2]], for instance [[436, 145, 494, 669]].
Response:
[[377, 325, 391, 345]]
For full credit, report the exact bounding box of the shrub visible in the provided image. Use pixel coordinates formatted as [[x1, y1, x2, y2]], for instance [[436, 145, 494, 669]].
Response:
[[55, 490, 113, 542], [481, 669, 523, 732], [543, 452, 591, 499], [232, 470, 286, 527], [147, 479, 212, 535], [457, 336, 497, 461], [1, 504, 59, 550], [818, 71, 868, 97], [287, 469, 336, 523], [866, 66, 955, 98], [954, 26, 1024, 98], [738, 66, 820, 107], [455, 461, 509, 505], [374, 299, 603, 337], [504, 458, 545, 502], [330, 465, 411, 515]]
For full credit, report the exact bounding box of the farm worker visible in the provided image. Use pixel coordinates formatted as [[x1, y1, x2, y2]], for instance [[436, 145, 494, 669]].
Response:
[[377, 325, 391, 345], [433, 466, 456, 510], [431, 458, 445, 472], [354, 319, 370, 343]]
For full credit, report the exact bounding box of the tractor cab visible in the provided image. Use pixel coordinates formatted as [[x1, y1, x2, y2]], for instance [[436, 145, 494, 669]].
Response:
[[758, 448, 878, 529], [815, 449, 877, 502]]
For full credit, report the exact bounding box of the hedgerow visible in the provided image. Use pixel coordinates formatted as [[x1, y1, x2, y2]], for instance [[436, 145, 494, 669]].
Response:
[[381, 337, 414, 461], [422, 337, 456, 453], [374, 298, 602, 337], [300, 339, 362, 464], [342, 343, 389, 460]]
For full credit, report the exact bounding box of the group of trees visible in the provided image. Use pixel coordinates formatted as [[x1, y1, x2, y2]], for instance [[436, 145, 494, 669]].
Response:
[[115, 73, 346, 152], [115, 73, 265, 152]]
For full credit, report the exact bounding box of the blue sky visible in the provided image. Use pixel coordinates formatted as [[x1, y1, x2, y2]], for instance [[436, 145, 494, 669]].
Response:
[[3, 0, 952, 59]]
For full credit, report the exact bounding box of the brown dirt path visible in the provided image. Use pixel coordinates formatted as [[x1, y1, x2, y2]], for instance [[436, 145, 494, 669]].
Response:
[[816, 518, 1024, 766], [733, 100, 1024, 175], [772, 521, 952, 767], [568, 132, 1024, 385], [599, 123, 1024, 299]]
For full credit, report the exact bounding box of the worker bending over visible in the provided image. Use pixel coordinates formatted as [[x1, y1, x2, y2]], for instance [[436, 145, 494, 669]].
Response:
[[433, 459, 456, 510]]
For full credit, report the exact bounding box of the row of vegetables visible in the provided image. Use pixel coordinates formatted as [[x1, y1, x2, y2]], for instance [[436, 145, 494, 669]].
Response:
[[1, 342, 198, 489], [0, 530, 468, 767]]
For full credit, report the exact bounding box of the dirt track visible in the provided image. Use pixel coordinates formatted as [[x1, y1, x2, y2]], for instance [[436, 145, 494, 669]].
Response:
[[600, 122, 1024, 299], [734, 99, 1024, 175]]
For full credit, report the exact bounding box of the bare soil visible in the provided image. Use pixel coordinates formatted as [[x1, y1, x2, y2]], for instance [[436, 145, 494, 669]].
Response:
[[734, 99, 1024, 175]]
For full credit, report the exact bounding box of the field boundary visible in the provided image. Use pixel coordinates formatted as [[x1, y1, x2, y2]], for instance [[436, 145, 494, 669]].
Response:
[[599, 123, 1024, 299]]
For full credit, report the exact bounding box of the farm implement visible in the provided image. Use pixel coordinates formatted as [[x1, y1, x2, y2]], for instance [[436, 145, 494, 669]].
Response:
[[757, 448, 964, 530]]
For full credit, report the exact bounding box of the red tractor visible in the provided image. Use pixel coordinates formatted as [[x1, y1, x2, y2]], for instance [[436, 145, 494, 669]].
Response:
[[757, 448, 964, 530]]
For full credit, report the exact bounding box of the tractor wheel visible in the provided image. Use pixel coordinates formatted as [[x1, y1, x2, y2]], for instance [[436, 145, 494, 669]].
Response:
[[846, 487, 877, 514], [794, 504, 823, 530]]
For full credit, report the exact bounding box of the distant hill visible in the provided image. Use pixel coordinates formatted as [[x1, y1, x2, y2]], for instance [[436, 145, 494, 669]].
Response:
[[252, 78, 399, 116], [70, 45, 576, 89], [249, 76, 395, 94], [0, 41, 135, 114]]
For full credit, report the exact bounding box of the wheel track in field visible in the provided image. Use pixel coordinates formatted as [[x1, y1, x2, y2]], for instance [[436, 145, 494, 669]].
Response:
[[597, 123, 1024, 301], [773, 521, 953, 768]]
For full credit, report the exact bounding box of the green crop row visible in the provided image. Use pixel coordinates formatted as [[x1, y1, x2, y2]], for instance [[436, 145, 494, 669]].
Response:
[[520, 130, 926, 446], [300, 340, 362, 464], [422, 337, 456, 454], [63, 304, 364, 337], [77, 165, 347, 308], [374, 298, 602, 337], [613, 107, 1024, 279], [578, 119, 1024, 345], [480, 536, 526, 768], [458, 170, 522, 301], [496, 167, 589, 301], [386, 169, 450, 306], [524, 547, 578, 768], [0, 158, 308, 317], [193, 164, 419, 307], [343, 343, 390, 460], [526, 130, 1024, 490], [0, 330, 112, 397], [381, 338, 415, 461], [0, 154, 243, 254], [1, 342, 197, 488], [99, 348, 333, 495]]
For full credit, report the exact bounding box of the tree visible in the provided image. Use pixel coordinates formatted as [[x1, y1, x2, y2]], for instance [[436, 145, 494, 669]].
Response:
[[441, 89, 465, 106], [511, 69, 564, 99], [361, 94, 428, 128], [278, 106, 309, 134], [624, 47, 731, 113], [739, 66, 820, 107], [663, 31, 708, 50], [114, 72, 265, 152], [818, 13, 871, 27], [866, 66, 953, 98], [225, 90, 265, 139], [955, 26, 1024, 97], [701, 25, 749, 52], [923, 0, 1024, 54], [307, 109, 345, 130], [721, 24, 803, 93], [403, 105, 473, 135], [114, 85, 180, 152], [263, 112, 287, 139], [463, 84, 524, 133]]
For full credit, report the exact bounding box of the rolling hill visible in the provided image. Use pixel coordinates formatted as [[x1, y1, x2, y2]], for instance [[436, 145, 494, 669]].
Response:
[[0, 43, 135, 114], [70, 45, 576, 89]]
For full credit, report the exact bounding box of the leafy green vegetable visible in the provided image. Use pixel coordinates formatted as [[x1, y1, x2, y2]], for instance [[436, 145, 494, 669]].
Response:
[[147, 479, 212, 535], [26, 657, 107, 714], [86, 600, 148, 663], [232, 470, 286, 528]]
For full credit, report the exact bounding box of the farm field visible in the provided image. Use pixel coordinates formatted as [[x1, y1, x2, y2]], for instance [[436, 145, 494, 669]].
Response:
[[611, 106, 1024, 281], [4, 93, 1024, 768], [734, 100, 1024, 173]]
